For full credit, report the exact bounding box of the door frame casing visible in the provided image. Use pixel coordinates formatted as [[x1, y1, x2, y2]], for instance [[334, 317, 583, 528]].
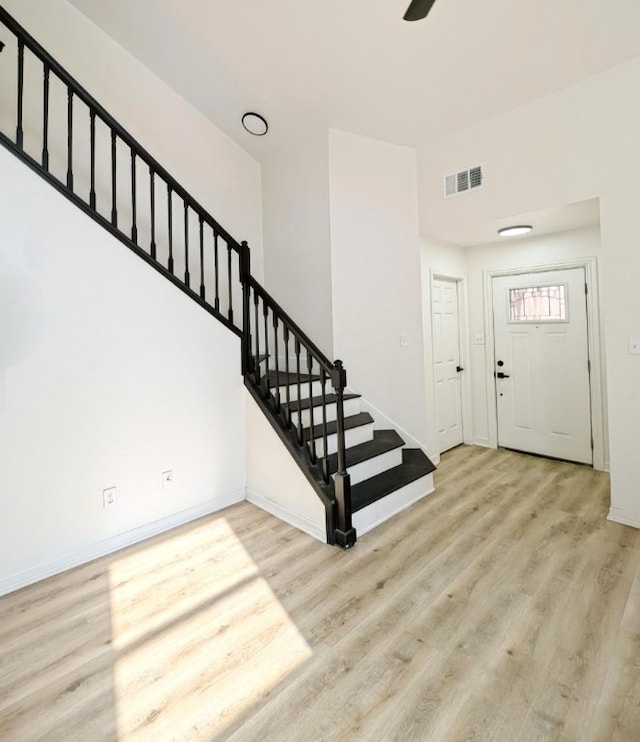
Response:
[[483, 257, 606, 470], [430, 271, 474, 452]]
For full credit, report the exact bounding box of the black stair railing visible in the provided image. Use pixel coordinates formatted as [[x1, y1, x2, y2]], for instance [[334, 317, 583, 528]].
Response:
[[0, 5, 242, 336], [0, 6, 356, 548], [241, 262, 356, 547]]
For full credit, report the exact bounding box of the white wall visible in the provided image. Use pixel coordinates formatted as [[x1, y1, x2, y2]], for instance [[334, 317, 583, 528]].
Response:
[[0, 148, 248, 594], [329, 130, 428, 450], [418, 58, 640, 524], [245, 392, 327, 543], [261, 127, 333, 356], [0, 1, 266, 593]]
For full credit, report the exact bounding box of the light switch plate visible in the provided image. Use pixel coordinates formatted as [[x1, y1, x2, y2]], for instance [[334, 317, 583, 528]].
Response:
[[629, 338, 640, 355]]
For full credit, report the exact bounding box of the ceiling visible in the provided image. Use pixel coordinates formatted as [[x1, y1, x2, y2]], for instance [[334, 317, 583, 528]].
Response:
[[436, 198, 601, 247], [66, 0, 640, 241]]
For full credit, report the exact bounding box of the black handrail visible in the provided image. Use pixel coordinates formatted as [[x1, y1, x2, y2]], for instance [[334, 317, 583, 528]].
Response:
[[0, 6, 240, 251], [0, 5, 356, 548], [0, 5, 243, 336]]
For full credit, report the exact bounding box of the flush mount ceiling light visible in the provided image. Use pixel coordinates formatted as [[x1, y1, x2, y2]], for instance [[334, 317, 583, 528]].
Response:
[[241, 112, 268, 137], [498, 225, 533, 238]]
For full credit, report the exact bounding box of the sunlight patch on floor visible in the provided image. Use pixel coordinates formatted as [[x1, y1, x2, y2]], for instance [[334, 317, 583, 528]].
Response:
[[108, 515, 312, 740]]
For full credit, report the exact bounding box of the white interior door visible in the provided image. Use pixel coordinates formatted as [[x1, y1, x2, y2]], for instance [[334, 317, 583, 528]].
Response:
[[492, 268, 592, 464], [432, 277, 464, 453]]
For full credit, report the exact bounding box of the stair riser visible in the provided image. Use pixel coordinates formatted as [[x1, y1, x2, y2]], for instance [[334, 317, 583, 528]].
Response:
[[311, 423, 374, 458], [290, 397, 360, 428], [352, 473, 435, 536], [345, 448, 404, 486], [274, 380, 326, 402]]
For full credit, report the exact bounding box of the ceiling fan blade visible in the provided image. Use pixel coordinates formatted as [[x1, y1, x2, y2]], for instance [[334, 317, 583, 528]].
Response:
[[403, 0, 438, 21]]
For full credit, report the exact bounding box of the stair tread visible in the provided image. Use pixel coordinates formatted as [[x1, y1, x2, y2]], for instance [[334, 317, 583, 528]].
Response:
[[283, 392, 360, 412], [351, 449, 436, 512], [266, 370, 322, 386], [323, 430, 405, 473], [303, 412, 374, 441]]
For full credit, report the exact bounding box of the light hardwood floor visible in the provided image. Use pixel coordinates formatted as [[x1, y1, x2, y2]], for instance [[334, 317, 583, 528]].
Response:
[[1, 445, 639, 741]]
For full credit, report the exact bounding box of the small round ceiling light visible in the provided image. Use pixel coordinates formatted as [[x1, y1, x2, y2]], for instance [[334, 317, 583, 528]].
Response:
[[498, 225, 533, 238], [242, 112, 268, 137]]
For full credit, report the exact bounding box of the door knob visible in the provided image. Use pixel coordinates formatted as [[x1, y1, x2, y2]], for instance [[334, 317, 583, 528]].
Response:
[[456, 365, 464, 373], [496, 371, 510, 379]]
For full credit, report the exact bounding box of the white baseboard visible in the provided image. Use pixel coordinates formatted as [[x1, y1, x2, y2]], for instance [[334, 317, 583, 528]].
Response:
[[246, 489, 326, 543], [607, 507, 640, 530], [356, 396, 428, 453], [473, 437, 491, 448], [0, 489, 245, 597]]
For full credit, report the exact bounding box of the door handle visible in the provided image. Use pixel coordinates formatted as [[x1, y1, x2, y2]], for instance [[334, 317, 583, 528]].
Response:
[[456, 365, 464, 373], [496, 371, 510, 379]]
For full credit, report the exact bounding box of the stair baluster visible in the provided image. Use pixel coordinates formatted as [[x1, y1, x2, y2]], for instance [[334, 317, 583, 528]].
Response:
[[273, 314, 281, 412], [295, 338, 303, 445], [307, 350, 317, 464], [214, 231, 220, 312], [262, 300, 270, 397], [66, 87, 74, 190], [167, 185, 174, 272], [283, 326, 292, 427], [42, 64, 50, 170], [110, 129, 117, 226], [199, 216, 205, 299], [149, 166, 156, 258], [183, 201, 190, 288], [16, 39, 24, 148], [226, 243, 233, 323], [320, 368, 330, 483], [130, 149, 138, 243], [240, 240, 251, 377], [253, 289, 261, 385]]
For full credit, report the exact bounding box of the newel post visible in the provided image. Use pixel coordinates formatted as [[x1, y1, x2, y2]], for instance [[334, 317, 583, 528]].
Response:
[[331, 360, 357, 549], [240, 240, 252, 377]]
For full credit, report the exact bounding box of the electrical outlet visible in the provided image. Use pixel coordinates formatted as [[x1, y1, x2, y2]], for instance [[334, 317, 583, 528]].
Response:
[[474, 333, 485, 345], [103, 486, 117, 508], [162, 470, 173, 488], [629, 338, 640, 355]]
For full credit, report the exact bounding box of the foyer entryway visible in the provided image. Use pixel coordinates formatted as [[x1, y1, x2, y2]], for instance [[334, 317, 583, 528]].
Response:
[[492, 267, 592, 464]]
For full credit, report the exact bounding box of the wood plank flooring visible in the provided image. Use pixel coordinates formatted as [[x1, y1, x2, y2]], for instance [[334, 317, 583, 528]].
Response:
[[1, 445, 640, 741]]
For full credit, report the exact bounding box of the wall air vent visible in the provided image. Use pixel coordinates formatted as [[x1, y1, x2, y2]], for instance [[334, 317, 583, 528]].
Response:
[[444, 165, 483, 197]]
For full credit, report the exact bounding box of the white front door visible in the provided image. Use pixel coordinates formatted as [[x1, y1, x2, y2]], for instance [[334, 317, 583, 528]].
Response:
[[432, 277, 464, 453], [492, 268, 592, 464]]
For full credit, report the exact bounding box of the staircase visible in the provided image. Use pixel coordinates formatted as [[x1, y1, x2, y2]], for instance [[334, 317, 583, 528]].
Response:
[[246, 363, 436, 543], [301, 400, 435, 536], [0, 6, 435, 549]]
